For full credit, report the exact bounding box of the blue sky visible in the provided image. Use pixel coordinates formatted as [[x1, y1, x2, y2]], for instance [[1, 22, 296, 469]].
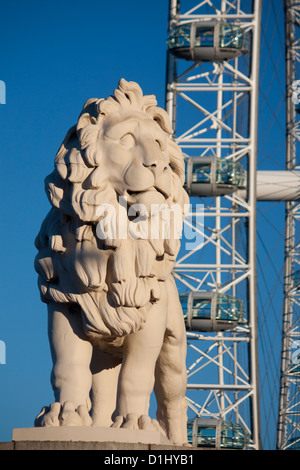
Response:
[[0, 0, 170, 443], [0, 0, 289, 449]]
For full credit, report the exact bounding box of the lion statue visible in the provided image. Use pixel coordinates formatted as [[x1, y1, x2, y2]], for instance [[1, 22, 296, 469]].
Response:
[[34, 79, 190, 445]]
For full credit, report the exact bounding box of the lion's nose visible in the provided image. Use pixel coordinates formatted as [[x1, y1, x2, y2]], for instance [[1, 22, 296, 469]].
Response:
[[141, 137, 168, 177], [143, 161, 168, 179]]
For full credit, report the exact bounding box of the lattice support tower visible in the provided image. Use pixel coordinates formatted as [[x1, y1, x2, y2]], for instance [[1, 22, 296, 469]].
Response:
[[277, 0, 300, 451], [165, 0, 262, 449]]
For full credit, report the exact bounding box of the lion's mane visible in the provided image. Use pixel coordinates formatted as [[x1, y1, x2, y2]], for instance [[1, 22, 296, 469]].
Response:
[[35, 79, 188, 353]]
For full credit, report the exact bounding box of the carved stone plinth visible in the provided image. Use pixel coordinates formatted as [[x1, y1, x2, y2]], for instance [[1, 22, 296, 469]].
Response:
[[8, 427, 203, 451], [12, 426, 172, 445]]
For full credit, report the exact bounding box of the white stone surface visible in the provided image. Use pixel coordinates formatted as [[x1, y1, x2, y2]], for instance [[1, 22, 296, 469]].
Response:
[[34, 79, 190, 445], [12, 427, 172, 445]]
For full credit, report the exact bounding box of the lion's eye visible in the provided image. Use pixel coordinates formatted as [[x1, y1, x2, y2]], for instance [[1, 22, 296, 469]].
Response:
[[169, 162, 176, 172], [120, 133, 135, 148]]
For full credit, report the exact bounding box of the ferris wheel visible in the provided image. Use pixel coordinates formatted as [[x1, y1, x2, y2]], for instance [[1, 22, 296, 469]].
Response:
[[165, 0, 300, 450], [277, 0, 300, 451]]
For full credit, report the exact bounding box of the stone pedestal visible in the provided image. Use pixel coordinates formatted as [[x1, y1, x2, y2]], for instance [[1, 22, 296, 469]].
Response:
[[1, 427, 202, 452], [12, 426, 172, 446]]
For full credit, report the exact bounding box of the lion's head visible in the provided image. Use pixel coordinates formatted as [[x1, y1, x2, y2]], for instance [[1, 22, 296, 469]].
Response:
[[35, 79, 189, 350]]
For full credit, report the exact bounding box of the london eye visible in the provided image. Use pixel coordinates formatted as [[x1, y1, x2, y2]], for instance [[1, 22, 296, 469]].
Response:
[[165, 0, 300, 450]]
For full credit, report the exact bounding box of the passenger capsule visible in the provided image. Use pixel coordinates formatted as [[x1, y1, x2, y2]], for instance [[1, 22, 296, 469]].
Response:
[[180, 291, 246, 332], [293, 269, 300, 287], [168, 20, 249, 62], [288, 345, 300, 376], [184, 156, 246, 197], [187, 417, 249, 449]]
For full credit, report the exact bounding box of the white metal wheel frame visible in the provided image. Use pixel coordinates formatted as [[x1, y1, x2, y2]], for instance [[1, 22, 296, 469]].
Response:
[[277, 0, 300, 451], [165, 0, 262, 449]]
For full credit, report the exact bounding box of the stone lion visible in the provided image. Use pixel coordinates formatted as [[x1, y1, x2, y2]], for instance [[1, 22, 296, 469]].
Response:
[[34, 79, 190, 445]]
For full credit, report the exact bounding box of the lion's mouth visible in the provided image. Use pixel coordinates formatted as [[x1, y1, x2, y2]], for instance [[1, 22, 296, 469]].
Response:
[[127, 186, 169, 199]]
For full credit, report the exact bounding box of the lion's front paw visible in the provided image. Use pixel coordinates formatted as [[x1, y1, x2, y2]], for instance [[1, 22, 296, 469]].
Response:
[[111, 413, 166, 435], [34, 401, 92, 427]]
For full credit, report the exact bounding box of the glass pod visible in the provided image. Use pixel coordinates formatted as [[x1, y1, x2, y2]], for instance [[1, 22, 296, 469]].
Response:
[[168, 20, 249, 62], [180, 291, 246, 332], [187, 418, 249, 449], [184, 156, 246, 197]]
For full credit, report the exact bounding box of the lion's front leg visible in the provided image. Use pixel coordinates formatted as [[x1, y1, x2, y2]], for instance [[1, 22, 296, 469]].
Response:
[[154, 276, 188, 445], [111, 288, 167, 433], [35, 303, 93, 427]]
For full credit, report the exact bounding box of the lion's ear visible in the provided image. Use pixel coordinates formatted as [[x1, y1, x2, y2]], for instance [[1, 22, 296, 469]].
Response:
[[77, 97, 102, 131], [77, 112, 98, 131], [80, 98, 99, 118], [76, 114, 102, 167], [147, 106, 173, 135], [77, 113, 92, 130]]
